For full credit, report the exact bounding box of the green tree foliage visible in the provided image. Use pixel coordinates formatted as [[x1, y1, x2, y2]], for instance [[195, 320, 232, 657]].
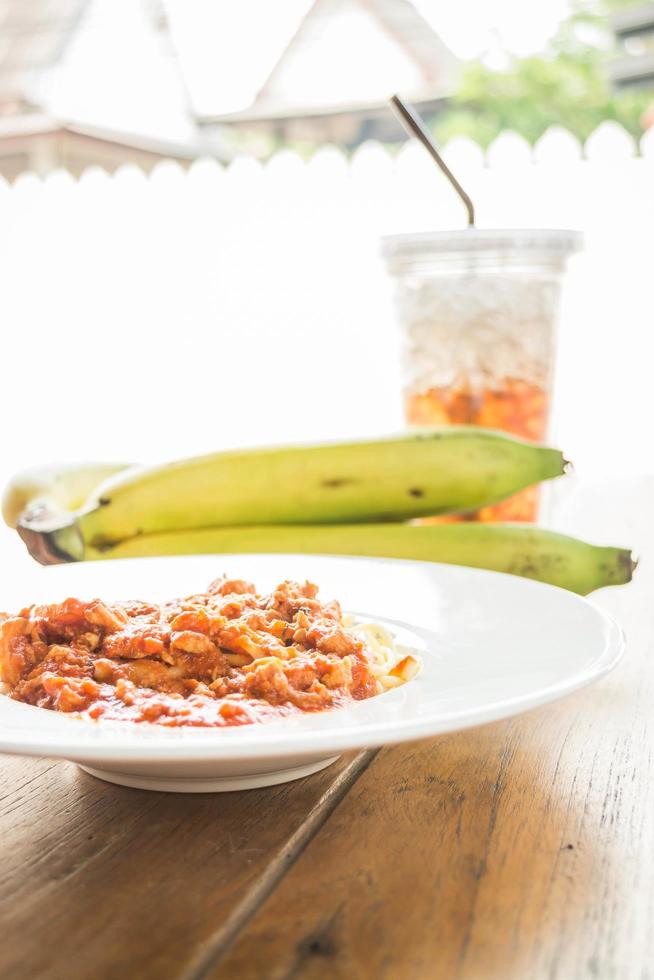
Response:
[[432, 2, 653, 147]]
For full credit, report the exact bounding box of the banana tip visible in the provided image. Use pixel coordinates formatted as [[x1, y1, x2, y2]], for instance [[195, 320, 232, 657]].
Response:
[[623, 549, 638, 580]]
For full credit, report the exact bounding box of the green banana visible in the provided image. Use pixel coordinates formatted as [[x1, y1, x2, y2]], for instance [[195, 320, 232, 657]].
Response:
[[15, 429, 566, 562], [2, 461, 130, 529], [85, 523, 634, 596]]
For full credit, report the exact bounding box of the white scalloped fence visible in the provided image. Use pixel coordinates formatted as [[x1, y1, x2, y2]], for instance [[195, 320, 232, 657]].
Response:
[[0, 122, 652, 567]]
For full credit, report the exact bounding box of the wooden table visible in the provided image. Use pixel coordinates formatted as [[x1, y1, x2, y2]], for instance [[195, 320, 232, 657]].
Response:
[[2, 479, 652, 979]]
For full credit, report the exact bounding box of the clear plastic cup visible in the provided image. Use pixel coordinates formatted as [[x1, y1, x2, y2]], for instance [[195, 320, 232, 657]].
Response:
[[381, 228, 582, 522]]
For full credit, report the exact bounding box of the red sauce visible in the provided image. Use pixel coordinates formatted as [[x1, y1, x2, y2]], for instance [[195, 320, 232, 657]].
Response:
[[0, 577, 378, 727]]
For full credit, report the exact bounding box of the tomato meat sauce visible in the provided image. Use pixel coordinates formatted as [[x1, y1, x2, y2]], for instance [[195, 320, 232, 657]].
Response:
[[0, 577, 383, 728]]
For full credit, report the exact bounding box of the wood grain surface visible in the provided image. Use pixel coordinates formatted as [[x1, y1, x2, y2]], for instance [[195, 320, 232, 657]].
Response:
[[0, 751, 374, 979], [1, 479, 651, 979]]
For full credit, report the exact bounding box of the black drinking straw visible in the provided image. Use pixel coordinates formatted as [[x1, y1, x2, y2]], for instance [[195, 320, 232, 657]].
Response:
[[390, 94, 475, 227]]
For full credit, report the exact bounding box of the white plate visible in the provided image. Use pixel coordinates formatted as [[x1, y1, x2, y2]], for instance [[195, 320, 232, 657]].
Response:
[[0, 555, 623, 793]]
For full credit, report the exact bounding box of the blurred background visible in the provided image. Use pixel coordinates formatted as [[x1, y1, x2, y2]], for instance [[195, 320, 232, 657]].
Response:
[[0, 0, 652, 169], [0, 0, 652, 557]]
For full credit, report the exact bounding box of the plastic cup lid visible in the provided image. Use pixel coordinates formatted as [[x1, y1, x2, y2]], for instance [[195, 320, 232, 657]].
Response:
[[381, 228, 583, 264]]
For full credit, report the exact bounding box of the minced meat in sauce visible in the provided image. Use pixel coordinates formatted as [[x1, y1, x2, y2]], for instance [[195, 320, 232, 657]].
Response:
[[0, 577, 378, 727]]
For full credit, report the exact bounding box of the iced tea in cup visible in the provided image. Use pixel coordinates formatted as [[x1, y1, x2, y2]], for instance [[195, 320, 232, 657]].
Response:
[[381, 228, 582, 522]]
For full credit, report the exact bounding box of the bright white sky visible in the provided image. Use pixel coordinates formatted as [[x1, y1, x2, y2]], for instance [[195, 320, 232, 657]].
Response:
[[43, 0, 573, 138], [416, 0, 572, 58]]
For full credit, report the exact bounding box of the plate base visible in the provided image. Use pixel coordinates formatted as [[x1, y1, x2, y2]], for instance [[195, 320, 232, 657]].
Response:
[[78, 755, 340, 793]]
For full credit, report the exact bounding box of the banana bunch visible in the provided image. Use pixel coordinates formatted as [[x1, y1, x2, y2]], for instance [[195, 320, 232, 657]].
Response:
[[3, 427, 634, 595]]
